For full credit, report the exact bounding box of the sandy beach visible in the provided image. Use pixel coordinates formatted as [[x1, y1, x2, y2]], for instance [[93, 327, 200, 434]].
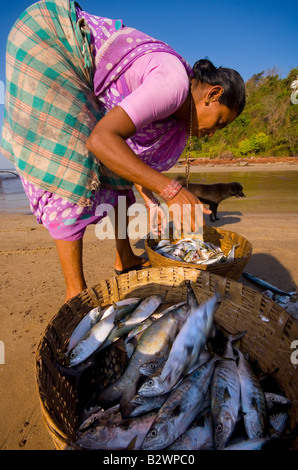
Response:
[[0, 161, 298, 450]]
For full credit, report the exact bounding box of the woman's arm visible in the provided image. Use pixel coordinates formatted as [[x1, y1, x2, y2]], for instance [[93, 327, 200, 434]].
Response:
[[86, 106, 211, 232], [87, 106, 172, 194], [134, 184, 157, 204]]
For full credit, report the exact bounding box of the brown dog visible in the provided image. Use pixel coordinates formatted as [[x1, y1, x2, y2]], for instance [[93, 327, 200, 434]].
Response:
[[176, 175, 245, 222]]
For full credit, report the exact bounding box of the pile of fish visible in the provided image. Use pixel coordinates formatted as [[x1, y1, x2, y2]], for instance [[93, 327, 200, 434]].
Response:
[[60, 284, 293, 450], [153, 238, 238, 266]]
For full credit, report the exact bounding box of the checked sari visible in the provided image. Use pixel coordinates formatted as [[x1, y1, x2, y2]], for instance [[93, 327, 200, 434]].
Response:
[[1, 0, 192, 206], [1, 0, 106, 206]]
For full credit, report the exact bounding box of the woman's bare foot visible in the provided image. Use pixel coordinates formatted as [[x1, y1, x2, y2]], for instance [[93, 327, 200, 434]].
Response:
[[114, 253, 151, 274]]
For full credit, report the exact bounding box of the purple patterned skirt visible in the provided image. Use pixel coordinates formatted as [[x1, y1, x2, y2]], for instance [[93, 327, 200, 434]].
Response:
[[20, 176, 135, 241]]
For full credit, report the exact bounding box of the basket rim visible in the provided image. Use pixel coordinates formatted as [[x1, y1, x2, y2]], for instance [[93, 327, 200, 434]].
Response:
[[35, 267, 298, 450], [144, 227, 253, 275]]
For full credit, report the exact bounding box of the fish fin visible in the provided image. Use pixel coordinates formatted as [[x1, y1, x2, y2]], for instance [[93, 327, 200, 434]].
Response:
[[161, 290, 168, 302], [251, 397, 259, 411], [120, 399, 135, 419], [224, 387, 232, 401], [127, 435, 138, 450], [220, 326, 247, 342], [214, 280, 224, 301]]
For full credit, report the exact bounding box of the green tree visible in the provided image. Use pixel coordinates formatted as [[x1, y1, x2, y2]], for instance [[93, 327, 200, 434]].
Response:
[[181, 67, 298, 159]]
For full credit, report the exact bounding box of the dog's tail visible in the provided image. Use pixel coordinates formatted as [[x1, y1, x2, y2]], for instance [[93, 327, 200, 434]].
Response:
[[175, 175, 187, 187]]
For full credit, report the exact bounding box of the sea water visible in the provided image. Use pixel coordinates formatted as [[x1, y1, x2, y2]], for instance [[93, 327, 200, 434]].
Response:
[[1, 168, 298, 215]]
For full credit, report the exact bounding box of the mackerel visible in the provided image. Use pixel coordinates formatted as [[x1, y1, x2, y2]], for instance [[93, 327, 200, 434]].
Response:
[[235, 346, 267, 439], [96, 302, 189, 415], [141, 356, 218, 450], [160, 284, 222, 390]]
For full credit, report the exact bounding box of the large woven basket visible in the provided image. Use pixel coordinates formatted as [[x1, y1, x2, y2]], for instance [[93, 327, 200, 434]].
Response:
[[35, 267, 298, 450], [145, 226, 252, 281]]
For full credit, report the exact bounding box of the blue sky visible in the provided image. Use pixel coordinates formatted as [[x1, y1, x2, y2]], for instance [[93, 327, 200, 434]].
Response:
[[0, 0, 297, 168]]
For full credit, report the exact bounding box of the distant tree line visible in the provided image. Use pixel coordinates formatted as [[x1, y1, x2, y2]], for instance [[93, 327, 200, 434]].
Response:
[[182, 67, 298, 159]]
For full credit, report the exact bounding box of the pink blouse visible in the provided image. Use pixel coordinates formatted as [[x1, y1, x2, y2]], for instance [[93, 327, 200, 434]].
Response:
[[118, 52, 190, 130]]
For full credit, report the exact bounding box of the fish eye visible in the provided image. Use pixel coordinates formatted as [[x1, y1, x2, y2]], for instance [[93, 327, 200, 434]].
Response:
[[70, 352, 76, 358], [257, 432, 263, 438], [148, 379, 154, 386], [216, 424, 223, 433], [149, 362, 155, 369], [150, 429, 157, 438]]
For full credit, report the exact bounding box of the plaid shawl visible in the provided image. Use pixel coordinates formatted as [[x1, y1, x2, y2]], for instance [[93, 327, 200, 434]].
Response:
[[1, 0, 192, 206], [0, 0, 132, 206]]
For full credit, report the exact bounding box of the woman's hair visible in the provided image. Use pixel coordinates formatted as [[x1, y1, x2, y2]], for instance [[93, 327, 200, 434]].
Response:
[[193, 58, 246, 115]]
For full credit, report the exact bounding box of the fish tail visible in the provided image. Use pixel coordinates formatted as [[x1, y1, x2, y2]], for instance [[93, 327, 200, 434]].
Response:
[[220, 326, 247, 343], [213, 280, 224, 302], [120, 387, 138, 418], [96, 378, 125, 408]]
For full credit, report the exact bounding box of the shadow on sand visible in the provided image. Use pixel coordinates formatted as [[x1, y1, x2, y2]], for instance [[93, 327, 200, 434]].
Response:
[[240, 252, 297, 293], [205, 211, 243, 227]]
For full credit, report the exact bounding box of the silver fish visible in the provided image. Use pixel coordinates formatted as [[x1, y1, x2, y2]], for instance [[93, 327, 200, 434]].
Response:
[[96, 294, 165, 351], [156, 249, 182, 261], [67, 298, 141, 366], [129, 393, 169, 418], [138, 349, 211, 397], [79, 404, 123, 431], [235, 347, 267, 439], [269, 412, 289, 434], [138, 375, 173, 397], [223, 437, 271, 450], [139, 356, 168, 376], [112, 298, 142, 321], [124, 318, 154, 344], [242, 272, 297, 298], [168, 412, 213, 450], [75, 412, 156, 450], [265, 392, 292, 411], [160, 287, 221, 390], [225, 238, 240, 261], [96, 302, 189, 414], [195, 252, 225, 265], [155, 238, 227, 266], [155, 240, 172, 249], [68, 304, 118, 367], [67, 306, 103, 354], [141, 356, 218, 450], [183, 249, 198, 263], [211, 331, 244, 449]]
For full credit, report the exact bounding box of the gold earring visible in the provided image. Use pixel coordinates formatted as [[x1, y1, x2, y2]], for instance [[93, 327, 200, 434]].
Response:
[[205, 89, 224, 105]]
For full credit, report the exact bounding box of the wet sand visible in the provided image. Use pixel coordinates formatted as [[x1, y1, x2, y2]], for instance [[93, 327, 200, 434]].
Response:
[[0, 162, 298, 450]]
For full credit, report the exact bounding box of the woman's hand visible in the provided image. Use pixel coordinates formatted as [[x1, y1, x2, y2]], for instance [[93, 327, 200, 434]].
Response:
[[86, 107, 211, 236], [134, 184, 167, 237], [166, 186, 212, 236], [146, 201, 167, 237]]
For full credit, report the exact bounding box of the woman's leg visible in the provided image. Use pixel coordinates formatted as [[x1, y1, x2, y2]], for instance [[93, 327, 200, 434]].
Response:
[[55, 238, 87, 302], [113, 200, 150, 273]]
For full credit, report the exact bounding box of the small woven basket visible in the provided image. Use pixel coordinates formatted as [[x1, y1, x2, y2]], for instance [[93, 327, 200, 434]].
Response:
[[145, 226, 252, 280], [35, 268, 298, 450]]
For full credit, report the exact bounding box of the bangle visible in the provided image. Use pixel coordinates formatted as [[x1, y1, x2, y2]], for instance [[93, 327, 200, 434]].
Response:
[[145, 197, 160, 210], [159, 180, 182, 202]]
